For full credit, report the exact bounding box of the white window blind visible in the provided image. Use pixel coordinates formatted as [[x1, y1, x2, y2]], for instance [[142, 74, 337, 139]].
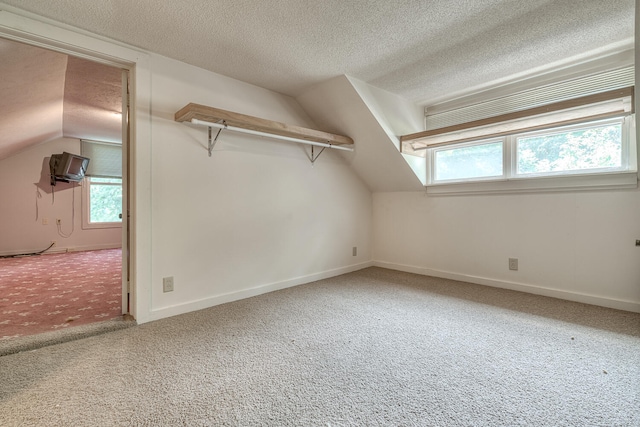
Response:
[[412, 94, 632, 149], [424, 66, 634, 131], [81, 140, 122, 178]]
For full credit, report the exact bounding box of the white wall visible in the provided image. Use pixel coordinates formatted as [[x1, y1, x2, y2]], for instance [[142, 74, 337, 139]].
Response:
[[371, 8, 640, 313], [3, 6, 636, 325], [146, 55, 373, 319], [0, 137, 121, 255], [332, 64, 640, 313], [373, 189, 640, 312], [0, 9, 372, 324]]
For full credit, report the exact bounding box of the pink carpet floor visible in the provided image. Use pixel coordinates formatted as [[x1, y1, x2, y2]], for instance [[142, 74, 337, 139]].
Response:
[[0, 249, 122, 340]]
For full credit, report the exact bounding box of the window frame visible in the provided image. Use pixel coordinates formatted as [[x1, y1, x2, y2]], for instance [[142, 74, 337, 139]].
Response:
[[431, 137, 506, 183], [81, 176, 123, 229], [512, 118, 628, 178], [425, 115, 637, 194]]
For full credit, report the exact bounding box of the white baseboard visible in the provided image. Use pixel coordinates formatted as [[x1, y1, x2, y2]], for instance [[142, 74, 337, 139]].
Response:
[[373, 261, 640, 313], [49, 243, 122, 253], [148, 261, 374, 322], [0, 243, 121, 257]]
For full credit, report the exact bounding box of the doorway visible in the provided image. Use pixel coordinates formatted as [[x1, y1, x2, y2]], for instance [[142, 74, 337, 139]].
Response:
[[0, 36, 131, 340]]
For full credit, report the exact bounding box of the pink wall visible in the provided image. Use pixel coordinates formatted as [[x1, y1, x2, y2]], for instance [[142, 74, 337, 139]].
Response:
[[0, 137, 122, 255]]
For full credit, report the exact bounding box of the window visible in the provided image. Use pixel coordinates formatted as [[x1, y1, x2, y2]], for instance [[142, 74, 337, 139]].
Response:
[[424, 116, 636, 193], [83, 177, 122, 228], [80, 140, 123, 229], [401, 65, 636, 194]]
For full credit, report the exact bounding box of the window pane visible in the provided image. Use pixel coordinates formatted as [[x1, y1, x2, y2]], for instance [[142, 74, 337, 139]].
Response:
[[517, 123, 622, 174], [90, 180, 122, 223], [435, 141, 503, 181]]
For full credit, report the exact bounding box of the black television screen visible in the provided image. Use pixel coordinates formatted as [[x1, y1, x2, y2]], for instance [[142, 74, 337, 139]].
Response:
[[50, 152, 90, 184]]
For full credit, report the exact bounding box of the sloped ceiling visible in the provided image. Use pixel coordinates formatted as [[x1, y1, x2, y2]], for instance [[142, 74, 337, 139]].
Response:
[[298, 76, 425, 192], [0, 39, 66, 160], [0, 38, 122, 160], [1, 0, 634, 105], [0, 1, 634, 190], [63, 55, 123, 142]]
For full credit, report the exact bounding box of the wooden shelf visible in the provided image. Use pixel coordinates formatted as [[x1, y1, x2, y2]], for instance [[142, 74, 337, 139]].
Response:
[[175, 103, 354, 146]]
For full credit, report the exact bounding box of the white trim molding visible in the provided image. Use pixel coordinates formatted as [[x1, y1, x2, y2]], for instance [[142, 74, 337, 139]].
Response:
[[149, 261, 374, 321], [0, 243, 122, 257], [373, 261, 640, 313]]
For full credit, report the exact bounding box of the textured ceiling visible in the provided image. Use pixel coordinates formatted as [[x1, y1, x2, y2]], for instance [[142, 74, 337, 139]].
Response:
[[0, 39, 66, 160], [0, 38, 122, 160], [1, 0, 634, 105], [0, 1, 634, 161], [62, 55, 123, 142]]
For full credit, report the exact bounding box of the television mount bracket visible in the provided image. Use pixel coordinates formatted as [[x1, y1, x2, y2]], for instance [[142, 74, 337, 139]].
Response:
[[49, 158, 58, 186]]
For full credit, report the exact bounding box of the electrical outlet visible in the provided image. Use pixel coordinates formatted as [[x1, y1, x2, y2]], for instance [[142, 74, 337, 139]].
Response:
[[509, 258, 518, 271], [163, 276, 174, 293], [42, 218, 48, 225], [352, 246, 357, 256]]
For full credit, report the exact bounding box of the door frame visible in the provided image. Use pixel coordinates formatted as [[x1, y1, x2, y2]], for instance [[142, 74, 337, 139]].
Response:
[[121, 69, 130, 315], [0, 7, 153, 322]]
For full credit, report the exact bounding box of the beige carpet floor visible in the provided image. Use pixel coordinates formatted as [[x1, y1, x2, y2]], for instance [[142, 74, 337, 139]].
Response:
[[1, 267, 638, 426]]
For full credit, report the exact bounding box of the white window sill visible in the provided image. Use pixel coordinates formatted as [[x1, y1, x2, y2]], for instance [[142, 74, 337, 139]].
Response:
[[425, 171, 638, 196], [82, 222, 122, 230]]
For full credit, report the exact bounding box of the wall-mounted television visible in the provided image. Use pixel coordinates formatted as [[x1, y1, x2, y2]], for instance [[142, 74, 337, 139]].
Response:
[[49, 152, 90, 185]]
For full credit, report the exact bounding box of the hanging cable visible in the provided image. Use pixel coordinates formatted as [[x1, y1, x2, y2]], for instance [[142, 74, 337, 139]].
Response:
[[35, 186, 42, 221], [57, 182, 76, 238], [0, 242, 55, 259]]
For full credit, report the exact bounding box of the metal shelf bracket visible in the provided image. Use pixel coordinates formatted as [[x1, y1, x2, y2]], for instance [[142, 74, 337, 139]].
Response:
[[207, 121, 225, 156], [306, 145, 326, 165]]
